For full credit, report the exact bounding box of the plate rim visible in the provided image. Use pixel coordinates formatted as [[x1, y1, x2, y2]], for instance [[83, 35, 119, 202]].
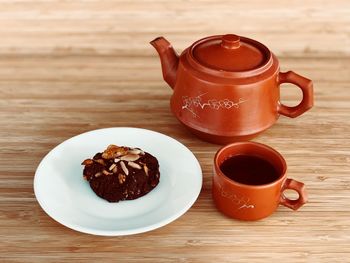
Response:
[[34, 127, 203, 236]]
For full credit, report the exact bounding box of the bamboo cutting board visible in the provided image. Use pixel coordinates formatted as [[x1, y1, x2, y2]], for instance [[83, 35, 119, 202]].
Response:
[[0, 0, 349, 262]]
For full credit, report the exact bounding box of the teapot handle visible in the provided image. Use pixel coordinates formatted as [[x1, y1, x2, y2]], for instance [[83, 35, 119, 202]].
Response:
[[278, 71, 314, 118]]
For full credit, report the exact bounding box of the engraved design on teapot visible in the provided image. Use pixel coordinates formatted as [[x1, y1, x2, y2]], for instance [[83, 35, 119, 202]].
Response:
[[182, 93, 246, 118]]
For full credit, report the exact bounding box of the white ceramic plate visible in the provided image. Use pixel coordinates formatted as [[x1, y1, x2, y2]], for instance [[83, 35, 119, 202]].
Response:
[[34, 127, 202, 236]]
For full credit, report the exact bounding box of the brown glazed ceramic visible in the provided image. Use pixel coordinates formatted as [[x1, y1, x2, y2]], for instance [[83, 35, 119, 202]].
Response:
[[151, 34, 314, 144], [212, 142, 308, 220]]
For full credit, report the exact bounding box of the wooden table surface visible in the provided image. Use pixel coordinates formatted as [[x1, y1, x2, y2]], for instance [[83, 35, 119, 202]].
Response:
[[1, 1, 349, 262]]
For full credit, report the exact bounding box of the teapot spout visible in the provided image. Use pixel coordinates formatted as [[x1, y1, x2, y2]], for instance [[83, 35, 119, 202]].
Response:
[[150, 37, 179, 89]]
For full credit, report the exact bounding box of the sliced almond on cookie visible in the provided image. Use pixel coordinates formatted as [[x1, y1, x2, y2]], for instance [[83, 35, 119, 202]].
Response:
[[128, 161, 142, 169], [120, 154, 140, 162], [120, 161, 129, 175]]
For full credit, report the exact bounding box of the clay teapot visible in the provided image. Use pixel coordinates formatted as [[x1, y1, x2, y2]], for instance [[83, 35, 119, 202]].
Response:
[[151, 34, 314, 144]]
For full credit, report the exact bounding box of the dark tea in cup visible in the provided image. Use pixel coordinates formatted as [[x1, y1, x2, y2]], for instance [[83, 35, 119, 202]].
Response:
[[219, 155, 280, 185]]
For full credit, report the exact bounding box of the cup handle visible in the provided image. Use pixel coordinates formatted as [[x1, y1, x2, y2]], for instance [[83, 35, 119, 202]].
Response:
[[278, 71, 314, 118], [280, 178, 308, 210]]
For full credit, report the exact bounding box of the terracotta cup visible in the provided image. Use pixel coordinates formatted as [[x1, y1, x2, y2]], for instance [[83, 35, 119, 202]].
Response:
[[212, 142, 308, 220]]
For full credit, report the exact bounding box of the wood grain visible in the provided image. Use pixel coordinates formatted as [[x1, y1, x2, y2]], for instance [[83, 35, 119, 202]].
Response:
[[0, 0, 349, 262]]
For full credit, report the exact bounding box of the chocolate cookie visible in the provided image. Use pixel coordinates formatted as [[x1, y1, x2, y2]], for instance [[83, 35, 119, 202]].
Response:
[[82, 145, 160, 202]]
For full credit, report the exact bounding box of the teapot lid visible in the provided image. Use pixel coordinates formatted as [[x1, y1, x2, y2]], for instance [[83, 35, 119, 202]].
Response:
[[190, 34, 272, 74]]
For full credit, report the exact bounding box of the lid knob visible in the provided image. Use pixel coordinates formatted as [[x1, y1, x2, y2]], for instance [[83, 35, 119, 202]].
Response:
[[221, 34, 240, 49]]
